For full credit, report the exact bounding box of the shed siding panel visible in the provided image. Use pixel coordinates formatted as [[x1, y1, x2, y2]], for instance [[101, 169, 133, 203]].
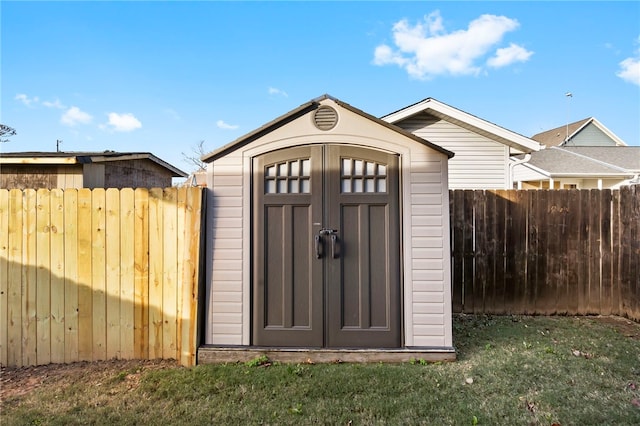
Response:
[[407, 152, 450, 347], [397, 116, 510, 189], [207, 153, 244, 345]]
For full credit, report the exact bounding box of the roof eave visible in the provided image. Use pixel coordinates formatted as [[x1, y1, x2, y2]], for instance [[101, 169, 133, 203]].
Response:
[[202, 95, 454, 163], [201, 100, 319, 163], [332, 98, 454, 159], [382, 98, 541, 153]]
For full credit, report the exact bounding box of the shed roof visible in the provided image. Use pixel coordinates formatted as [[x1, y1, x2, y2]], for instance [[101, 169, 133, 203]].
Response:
[[381, 97, 541, 153], [0, 151, 187, 177], [531, 117, 627, 147], [202, 94, 454, 163], [514, 146, 640, 178]]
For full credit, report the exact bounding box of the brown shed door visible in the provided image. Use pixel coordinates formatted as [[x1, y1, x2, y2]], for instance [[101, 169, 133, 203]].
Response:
[[253, 145, 400, 348]]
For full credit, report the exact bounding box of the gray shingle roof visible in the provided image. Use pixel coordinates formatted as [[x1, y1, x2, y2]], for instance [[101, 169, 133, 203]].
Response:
[[517, 146, 640, 176]]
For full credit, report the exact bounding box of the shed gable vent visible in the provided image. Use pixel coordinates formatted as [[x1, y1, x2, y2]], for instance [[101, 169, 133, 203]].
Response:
[[313, 105, 338, 131]]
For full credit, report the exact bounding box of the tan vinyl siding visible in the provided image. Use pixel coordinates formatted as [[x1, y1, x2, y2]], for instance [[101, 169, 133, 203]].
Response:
[[408, 154, 449, 347], [206, 153, 244, 344], [398, 116, 510, 189]]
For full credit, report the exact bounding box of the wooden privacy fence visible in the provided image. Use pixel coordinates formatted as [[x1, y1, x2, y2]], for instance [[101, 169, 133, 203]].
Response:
[[450, 187, 639, 321], [0, 187, 204, 368]]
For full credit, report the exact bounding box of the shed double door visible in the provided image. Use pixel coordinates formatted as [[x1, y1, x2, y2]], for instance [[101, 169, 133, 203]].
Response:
[[253, 144, 400, 348]]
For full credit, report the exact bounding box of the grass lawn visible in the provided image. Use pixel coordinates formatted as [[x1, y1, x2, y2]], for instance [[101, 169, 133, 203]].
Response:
[[2, 315, 639, 425]]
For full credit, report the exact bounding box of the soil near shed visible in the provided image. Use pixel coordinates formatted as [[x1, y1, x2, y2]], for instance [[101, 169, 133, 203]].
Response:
[[1, 358, 177, 401], [1, 315, 638, 402]]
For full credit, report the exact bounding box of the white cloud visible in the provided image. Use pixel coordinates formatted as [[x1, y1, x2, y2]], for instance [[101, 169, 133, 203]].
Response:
[[61, 106, 93, 126], [216, 120, 239, 130], [268, 87, 288, 97], [42, 99, 66, 109], [617, 38, 640, 86], [15, 93, 39, 107], [617, 57, 640, 86], [487, 43, 533, 68], [373, 10, 531, 79], [105, 112, 142, 132]]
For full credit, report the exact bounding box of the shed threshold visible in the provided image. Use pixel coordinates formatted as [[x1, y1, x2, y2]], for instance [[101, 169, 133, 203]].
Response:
[[198, 346, 457, 364]]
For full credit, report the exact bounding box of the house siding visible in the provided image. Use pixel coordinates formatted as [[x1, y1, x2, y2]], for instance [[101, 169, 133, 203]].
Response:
[[569, 124, 619, 146], [1, 165, 82, 189], [205, 98, 453, 348], [103, 159, 173, 188], [396, 116, 509, 189]]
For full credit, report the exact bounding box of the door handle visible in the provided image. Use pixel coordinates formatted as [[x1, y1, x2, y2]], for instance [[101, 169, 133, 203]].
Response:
[[315, 235, 323, 259], [330, 234, 339, 259], [319, 228, 339, 259]]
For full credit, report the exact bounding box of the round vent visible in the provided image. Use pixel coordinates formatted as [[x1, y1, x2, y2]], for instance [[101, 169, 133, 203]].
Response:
[[313, 105, 338, 130]]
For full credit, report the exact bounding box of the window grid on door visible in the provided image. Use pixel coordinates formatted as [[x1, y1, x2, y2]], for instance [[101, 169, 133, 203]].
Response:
[[265, 158, 311, 194], [341, 157, 387, 193]]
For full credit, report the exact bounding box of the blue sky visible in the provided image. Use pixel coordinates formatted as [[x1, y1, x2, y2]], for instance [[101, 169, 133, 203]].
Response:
[[2, 1, 639, 177]]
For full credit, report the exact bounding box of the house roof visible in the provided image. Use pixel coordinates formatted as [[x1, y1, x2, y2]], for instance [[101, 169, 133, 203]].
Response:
[[514, 146, 640, 178], [0, 151, 187, 177], [531, 117, 627, 147], [202, 94, 454, 163], [381, 97, 541, 153]]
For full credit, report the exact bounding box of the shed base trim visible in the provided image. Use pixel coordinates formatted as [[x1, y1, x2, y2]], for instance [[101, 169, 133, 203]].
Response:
[[197, 346, 456, 364]]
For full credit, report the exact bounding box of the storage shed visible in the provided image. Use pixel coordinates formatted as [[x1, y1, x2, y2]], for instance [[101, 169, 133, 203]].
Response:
[[200, 95, 456, 362]]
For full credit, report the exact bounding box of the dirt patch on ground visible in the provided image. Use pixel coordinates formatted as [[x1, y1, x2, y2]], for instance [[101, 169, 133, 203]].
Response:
[[1, 358, 177, 401], [592, 315, 640, 340]]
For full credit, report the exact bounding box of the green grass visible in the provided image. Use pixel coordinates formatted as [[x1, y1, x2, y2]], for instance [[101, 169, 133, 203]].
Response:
[[2, 315, 639, 425]]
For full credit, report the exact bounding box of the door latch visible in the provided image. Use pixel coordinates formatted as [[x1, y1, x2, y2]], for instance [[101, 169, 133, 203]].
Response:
[[317, 228, 340, 259]]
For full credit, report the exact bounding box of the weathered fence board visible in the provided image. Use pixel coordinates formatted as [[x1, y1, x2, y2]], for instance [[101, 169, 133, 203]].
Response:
[[450, 187, 640, 321], [0, 187, 204, 368]]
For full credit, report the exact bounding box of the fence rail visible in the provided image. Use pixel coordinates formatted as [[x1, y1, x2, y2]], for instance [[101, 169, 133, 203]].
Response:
[[0, 187, 204, 368], [450, 187, 639, 321]]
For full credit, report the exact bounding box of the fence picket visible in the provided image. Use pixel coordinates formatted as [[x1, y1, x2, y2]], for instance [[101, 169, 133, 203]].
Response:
[[0, 190, 8, 366], [50, 189, 65, 363], [63, 190, 79, 363], [23, 189, 37, 366], [148, 188, 164, 359], [35, 189, 52, 365], [92, 189, 107, 361], [134, 189, 149, 359], [120, 189, 135, 359], [7, 190, 23, 366], [77, 188, 94, 361], [600, 190, 613, 316], [106, 188, 121, 359], [162, 187, 178, 359]]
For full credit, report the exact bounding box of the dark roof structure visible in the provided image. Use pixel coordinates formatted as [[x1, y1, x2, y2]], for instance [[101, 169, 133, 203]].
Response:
[[1, 151, 187, 177]]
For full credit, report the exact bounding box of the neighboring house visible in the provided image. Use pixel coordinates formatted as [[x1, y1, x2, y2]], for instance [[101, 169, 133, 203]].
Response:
[[0, 151, 187, 189], [512, 146, 640, 189], [513, 117, 637, 189], [381, 98, 541, 189], [200, 95, 456, 361], [531, 117, 627, 148]]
